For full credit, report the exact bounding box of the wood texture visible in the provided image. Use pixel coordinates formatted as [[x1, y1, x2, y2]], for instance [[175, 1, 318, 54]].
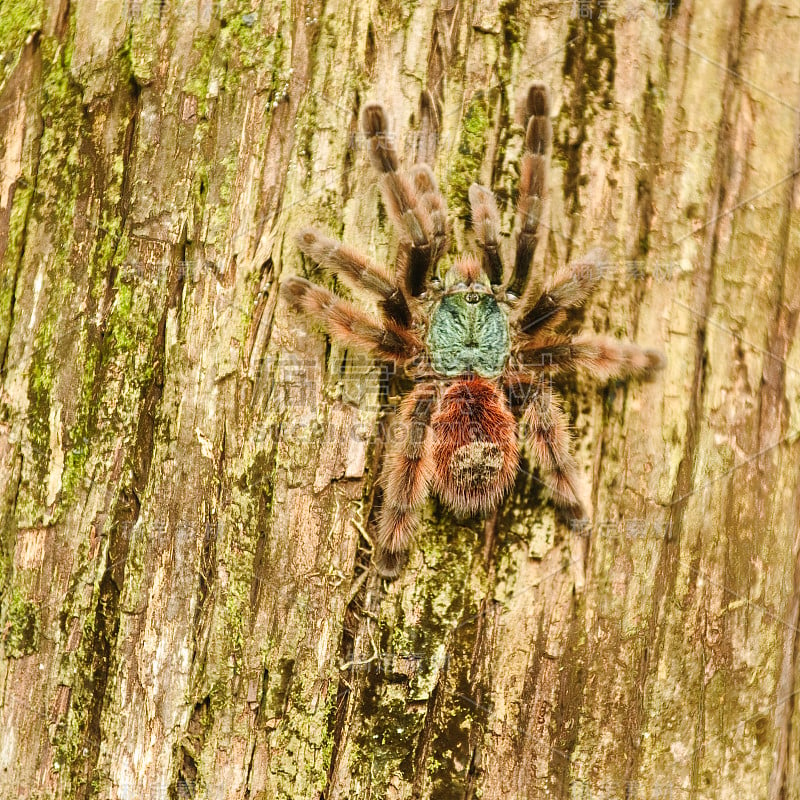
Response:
[[1, 0, 800, 798]]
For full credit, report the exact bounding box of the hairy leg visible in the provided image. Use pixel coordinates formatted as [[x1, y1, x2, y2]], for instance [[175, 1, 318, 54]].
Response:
[[569, 336, 666, 379], [468, 183, 504, 285], [517, 334, 665, 380], [362, 103, 438, 297], [520, 386, 583, 510], [281, 277, 421, 363], [376, 384, 438, 576], [294, 227, 412, 327], [509, 82, 552, 299], [411, 164, 449, 270], [502, 369, 548, 415], [515, 248, 607, 335]]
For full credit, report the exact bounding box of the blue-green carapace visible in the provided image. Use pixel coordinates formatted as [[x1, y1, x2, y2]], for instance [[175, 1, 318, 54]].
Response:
[[427, 275, 510, 379], [283, 83, 665, 576]]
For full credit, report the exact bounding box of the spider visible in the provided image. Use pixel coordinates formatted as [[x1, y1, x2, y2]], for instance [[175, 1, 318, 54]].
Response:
[[282, 82, 664, 576]]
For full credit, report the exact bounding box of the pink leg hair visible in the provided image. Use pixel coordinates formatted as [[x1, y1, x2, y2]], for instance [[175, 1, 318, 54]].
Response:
[[411, 164, 449, 268], [511, 82, 552, 299], [515, 248, 607, 333], [281, 277, 421, 363], [569, 335, 666, 379], [376, 384, 438, 576], [517, 334, 665, 380], [294, 227, 412, 327], [521, 386, 584, 511], [361, 104, 437, 297], [468, 183, 504, 285]]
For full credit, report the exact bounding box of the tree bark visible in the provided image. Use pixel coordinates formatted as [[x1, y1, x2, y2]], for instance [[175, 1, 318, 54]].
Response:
[[2, 0, 800, 798]]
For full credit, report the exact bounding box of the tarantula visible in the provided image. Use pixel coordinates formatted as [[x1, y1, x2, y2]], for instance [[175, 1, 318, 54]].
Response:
[[282, 83, 664, 576]]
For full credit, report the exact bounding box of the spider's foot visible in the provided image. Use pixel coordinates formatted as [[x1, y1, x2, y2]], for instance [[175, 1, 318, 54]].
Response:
[[375, 547, 408, 579], [643, 348, 667, 378]]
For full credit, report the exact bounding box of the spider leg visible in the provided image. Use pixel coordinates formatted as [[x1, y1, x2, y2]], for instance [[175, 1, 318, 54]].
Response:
[[468, 183, 504, 286], [515, 248, 607, 335], [411, 164, 449, 269], [519, 384, 584, 510], [517, 334, 665, 380], [362, 104, 439, 297], [569, 336, 666, 380], [294, 227, 412, 327], [376, 383, 438, 576], [509, 82, 552, 300], [502, 368, 544, 416], [281, 277, 421, 363]]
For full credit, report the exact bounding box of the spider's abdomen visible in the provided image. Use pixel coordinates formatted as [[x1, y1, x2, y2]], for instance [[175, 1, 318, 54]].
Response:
[[431, 377, 518, 515], [427, 293, 509, 378]]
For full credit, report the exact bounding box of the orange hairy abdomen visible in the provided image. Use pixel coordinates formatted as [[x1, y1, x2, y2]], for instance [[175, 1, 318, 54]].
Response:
[[431, 377, 518, 515]]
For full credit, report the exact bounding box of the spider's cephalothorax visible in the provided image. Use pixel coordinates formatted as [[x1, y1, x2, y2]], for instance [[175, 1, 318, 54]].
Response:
[[282, 83, 665, 576]]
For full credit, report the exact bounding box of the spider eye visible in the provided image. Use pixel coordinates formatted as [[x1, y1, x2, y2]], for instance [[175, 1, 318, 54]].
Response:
[[465, 292, 480, 304]]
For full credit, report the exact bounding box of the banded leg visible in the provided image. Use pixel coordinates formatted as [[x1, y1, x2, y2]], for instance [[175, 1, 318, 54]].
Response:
[[376, 384, 438, 576], [295, 227, 412, 327], [510, 82, 552, 299], [517, 334, 665, 380], [516, 248, 607, 335], [503, 369, 547, 415], [469, 183, 504, 285], [569, 336, 666, 379], [411, 164, 449, 272], [281, 277, 421, 363], [520, 386, 583, 510], [362, 103, 437, 298]]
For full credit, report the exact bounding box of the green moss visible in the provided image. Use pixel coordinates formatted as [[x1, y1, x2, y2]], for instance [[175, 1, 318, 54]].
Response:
[[105, 280, 158, 369], [265, 659, 339, 797], [0, 477, 17, 608], [0, 184, 34, 354], [2, 586, 40, 657], [555, 12, 617, 213], [182, 7, 289, 250], [447, 94, 491, 219], [24, 272, 72, 511], [193, 165, 210, 208], [38, 37, 82, 189], [220, 9, 267, 71], [224, 575, 247, 663], [23, 39, 84, 507], [296, 91, 318, 181], [183, 8, 288, 98], [128, 0, 159, 83], [53, 569, 117, 792], [0, 0, 43, 82], [424, 615, 489, 797], [207, 153, 239, 238], [61, 226, 151, 510], [41, 12, 157, 512], [347, 509, 484, 794], [59, 333, 100, 505], [89, 216, 125, 302], [183, 32, 216, 98], [0, 182, 33, 260], [59, 241, 160, 511], [498, 0, 521, 47], [376, 0, 418, 28]]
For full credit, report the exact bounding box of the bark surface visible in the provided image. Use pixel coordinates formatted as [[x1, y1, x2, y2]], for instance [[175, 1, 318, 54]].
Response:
[[2, 1, 800, 798]]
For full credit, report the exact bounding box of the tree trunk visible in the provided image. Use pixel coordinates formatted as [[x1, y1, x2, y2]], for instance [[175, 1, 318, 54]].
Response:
[[2, 0, 800, 798]]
